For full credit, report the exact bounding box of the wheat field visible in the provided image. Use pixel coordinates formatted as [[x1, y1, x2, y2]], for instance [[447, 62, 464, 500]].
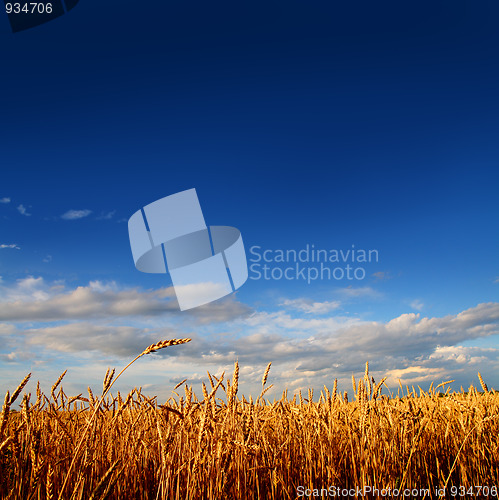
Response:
[[0, 339, 498, 499]]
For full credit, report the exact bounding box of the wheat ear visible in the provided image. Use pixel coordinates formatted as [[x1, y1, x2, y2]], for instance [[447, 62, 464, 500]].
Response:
[[478, 372, 488, 393], [58, 338, 191, 500]]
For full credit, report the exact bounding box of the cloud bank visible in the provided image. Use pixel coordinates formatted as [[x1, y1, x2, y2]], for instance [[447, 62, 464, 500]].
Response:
[[61, 209, 92, 220], [0, 276, 497, 398]]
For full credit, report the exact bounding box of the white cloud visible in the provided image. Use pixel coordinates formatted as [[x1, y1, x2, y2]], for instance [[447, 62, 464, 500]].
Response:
[[384, 366, 447, 387], [0, 244, 20, 250], [173, 282, 231, 311], [96, 210, 116, 220], [429, 345, 496, 366], [10, 301, 497, 396], [0, 277, 250, 322], [6, 276, 51, 301], [1, 275, 498, 398], [17, 204, 31, 216], [280, 298, 341, 314], [88, 280, 118, 293], [195, 302, 499, 391], [0, 282, 176, 321], [336, 286, 381, 298], [410, 299, 424, 311], [61, 209, 92, 220], [372, 271, 392, 281], [25, 323, 171, 357], [0, 324, 16, 335], [189, 293, 252, 324], [0, 197, 10, 204]]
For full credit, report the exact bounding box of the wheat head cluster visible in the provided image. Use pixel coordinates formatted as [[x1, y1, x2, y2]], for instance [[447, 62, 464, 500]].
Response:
[[0, 339, 498, 499]]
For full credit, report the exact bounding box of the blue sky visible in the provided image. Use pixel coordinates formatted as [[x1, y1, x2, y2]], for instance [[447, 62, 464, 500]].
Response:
[[0, 0, 498, 400]]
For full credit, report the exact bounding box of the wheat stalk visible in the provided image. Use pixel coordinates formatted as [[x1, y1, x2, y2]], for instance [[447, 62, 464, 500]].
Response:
[[332, 378, 338, 405], [0, 391, 10, 439], [231, 360, 239, 399], [50, 370, 66, 403], [88, 459, 121, 500], [478, 372, 488, 393], [262, 362, 272, 387], [142, 338, 191, 355], [1, 373, 32, 440], [58, 338, 191, 499], [46, 464, 54, 500], [10, 373, 31, 406]]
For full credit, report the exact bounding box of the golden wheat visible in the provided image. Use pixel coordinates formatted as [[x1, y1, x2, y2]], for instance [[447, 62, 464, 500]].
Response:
[[0, 344, 497, 499]]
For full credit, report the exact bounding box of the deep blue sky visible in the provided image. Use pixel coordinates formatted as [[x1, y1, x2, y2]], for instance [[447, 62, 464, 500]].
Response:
[[0, 1, 498, 397]]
